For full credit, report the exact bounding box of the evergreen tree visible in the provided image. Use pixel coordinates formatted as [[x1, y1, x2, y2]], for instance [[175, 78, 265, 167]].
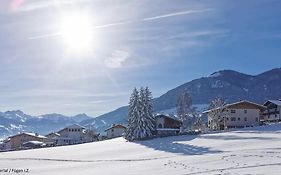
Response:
[[139, 87, 155, 138], [125, 88, 140, 141], [125, 87, 156, 141]]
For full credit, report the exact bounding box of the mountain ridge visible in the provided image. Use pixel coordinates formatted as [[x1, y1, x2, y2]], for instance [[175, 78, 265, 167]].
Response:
[[1, 68, 281, 137], [82, 68, 281, 132]]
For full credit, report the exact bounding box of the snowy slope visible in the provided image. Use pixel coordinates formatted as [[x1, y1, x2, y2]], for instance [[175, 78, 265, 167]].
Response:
[[1, 124, 281, 174]]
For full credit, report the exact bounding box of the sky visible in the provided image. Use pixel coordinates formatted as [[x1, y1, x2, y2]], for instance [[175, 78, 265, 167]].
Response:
[[0, 0, 280, 117]]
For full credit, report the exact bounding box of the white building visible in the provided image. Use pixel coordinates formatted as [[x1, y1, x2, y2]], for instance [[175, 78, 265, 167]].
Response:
[[55, 124, 86, 145], [262, 100, 281, 122], [105, 124, 126, 139], [50, 124, 98, 146], [203, 100, 266, 130]]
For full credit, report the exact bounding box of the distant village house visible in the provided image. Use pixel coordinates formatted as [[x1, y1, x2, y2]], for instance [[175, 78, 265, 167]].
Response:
[[8, 133, 46, 150], [155, 114, 182, 136], [262, 100, 281, 122], [105, 124, 126, 139]]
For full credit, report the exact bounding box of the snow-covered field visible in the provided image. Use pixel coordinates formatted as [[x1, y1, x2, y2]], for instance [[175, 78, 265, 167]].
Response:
[[2, 124, 281, 175]]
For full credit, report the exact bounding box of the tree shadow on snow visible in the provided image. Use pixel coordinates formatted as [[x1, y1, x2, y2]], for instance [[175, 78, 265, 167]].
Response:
[[135, 135, 222, 155], [199, 134, 277, 141]]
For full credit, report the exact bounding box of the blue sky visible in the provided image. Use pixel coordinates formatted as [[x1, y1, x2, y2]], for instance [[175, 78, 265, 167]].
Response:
[[0, 0, 280, 116]]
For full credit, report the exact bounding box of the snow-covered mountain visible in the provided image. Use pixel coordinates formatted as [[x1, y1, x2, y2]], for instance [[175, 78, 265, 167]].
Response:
[[84, 68, 281, 133], [0, 111, 92, 138], [2, 68, 281, 136]]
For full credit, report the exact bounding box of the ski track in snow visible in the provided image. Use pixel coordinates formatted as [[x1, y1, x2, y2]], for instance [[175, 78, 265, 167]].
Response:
[[0, 156, 175, 163]]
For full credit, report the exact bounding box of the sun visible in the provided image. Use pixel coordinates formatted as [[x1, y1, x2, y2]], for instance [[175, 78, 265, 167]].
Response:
[[59, 12, 94, 54]]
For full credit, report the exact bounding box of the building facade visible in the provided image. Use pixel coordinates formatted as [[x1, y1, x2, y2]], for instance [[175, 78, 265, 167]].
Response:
[[155, 114, 182, 136], [262, 100, 281, 122], [8, 133, 46, 150], [204, 100, 266, 130], [55, 124, 86, 145], [105, 124, 126, 139]]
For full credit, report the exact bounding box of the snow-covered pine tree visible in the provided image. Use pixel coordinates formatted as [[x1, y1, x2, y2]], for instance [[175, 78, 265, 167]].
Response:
[[125, 88, 140, 141], [142, 87, 156, 138], [125, 87, 156, 141]]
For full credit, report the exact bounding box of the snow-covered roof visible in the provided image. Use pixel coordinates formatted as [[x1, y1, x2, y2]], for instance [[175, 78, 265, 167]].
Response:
[[10, 132, 46, 139], [203, 100, 266, 114], [105, 124, 126, 131], [264, 100, 281, 106], [155, 114, 182, 123], [23, 141, 44, 145], [45, 132, 60, 137], [65, 124, 86, 129]]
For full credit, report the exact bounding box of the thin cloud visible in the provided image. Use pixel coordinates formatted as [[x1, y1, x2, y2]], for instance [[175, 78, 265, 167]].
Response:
[[142, 9, 213, 21], [28, 8, 212, 40]]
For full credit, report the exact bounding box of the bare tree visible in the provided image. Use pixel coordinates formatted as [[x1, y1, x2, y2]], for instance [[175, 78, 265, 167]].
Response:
[[176, 90, 197, 131], [207, 97, 228, 130]]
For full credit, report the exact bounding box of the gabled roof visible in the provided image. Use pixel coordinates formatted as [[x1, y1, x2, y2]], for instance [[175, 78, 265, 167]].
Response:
[[155, 114, 182, 123], [65, 124, 85, 129], [45, 132, 60, 137], [225, 100, 266, 110], [203, 100, 266, 114], [264, 100, 281, 106], [57, 124, 86, 133], [9, 132, 46, 139], [105, 124, 126, 132]]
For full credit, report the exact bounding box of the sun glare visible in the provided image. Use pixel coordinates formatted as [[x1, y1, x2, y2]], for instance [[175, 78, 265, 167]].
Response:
[[59, 13, 94, 54]]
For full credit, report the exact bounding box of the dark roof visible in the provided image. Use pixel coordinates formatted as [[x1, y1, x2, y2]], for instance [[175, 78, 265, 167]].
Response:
[[9, 133, 46, 139], [264, 100, 281, 106], [155, 114, 182, 123]]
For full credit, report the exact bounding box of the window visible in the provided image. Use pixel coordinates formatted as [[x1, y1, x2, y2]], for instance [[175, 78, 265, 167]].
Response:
[[244, 117, 247, 121], [226, 117, 229, 121], [231, 117, 236, 121], [238, 117, 240, 121], [111, 129, 114, 132], [244, 110, 247, 114], [158, 123, 163, 128], [231, 110, 236, 113], [256, 117, 258, 122]]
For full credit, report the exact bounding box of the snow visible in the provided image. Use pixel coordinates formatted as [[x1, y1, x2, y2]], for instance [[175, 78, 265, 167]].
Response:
[[211, 80, 230, 88], [101, 120, 106, 125], [209, 72, 222, 78], [243, 88, 249, 92], [2, 124, 281, 174], [268, 100, 281, 106], [24, 133, 46, 139]]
